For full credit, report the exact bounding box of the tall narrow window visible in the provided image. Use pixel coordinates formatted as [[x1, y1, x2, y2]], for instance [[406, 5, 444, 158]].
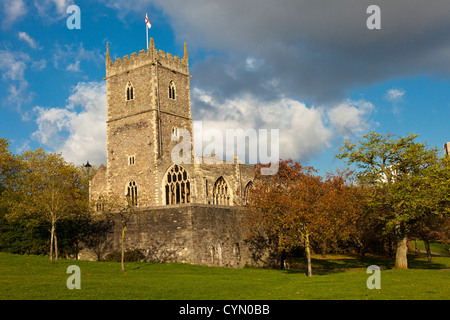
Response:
[[126, 82, 134, 101], [165, 165, 190, 205], [213, 176, 231, 206], [243, 181, 253, 205], [169, 81, 175, 100], [127, 180, 138, 207]]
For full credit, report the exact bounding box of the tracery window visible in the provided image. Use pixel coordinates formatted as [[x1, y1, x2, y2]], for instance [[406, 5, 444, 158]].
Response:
[[127, 180, 138, 207], [243, 181, 253, 205], [96, 196, 104, 212], [126, 82, 134, 101], [165, 165, 190, 205], [213, 176, 231, 206]]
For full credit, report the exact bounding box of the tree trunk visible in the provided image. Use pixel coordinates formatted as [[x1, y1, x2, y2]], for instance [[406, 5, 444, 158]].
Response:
[[54, 232, 58, 260], [305, 232, 312, 277], [121, 225, 126, 272], [49, 223, 55, 264], [359, 246, 366, 262], [395, 237, 408, 269], [279, 250, 286, 270], [423, 239, 432, 262]]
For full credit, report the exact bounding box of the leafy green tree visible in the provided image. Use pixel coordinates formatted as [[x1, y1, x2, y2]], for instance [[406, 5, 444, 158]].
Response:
[[0, 138, 21, 195], [6, 148, 88, 263], [0, 139, 49, 254], [337, 131, 448, 269]]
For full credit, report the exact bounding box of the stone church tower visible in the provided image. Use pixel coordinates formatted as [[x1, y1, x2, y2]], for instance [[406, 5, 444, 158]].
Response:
[[87, 39, 262, 267], [90, 38, 254, 209], [101, 38, 194, 207]]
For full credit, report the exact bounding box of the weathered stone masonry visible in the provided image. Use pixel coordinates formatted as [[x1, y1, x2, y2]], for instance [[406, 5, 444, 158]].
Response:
[[87, 38, 261, 267], [107, 204, 253, 268]]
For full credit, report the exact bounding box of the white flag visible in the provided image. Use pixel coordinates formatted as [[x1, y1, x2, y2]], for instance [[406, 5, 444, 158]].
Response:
[[145, 14, 151, 29]]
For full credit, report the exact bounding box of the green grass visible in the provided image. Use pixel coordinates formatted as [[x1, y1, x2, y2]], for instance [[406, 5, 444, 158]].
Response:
[[0, 252, 448, 300], [410, 241, 450, 256]]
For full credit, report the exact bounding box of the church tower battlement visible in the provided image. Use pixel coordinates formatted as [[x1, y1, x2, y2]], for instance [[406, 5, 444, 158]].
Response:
[[105, 38, 189, 79]]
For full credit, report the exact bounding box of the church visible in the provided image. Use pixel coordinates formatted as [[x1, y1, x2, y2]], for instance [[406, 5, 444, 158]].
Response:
[[86, 38, 263, 267]]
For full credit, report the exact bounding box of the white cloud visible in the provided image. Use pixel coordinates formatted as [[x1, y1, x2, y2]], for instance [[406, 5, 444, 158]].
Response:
[[30, 82, 374, 168], [52, 43, 102, 72], [7, 82, 32, 112], [2, 0, 27, 29], [327, 100, 375, 138], [386, 88, 405, 103], [32, 81, 107, 166], [385, 88, 406, 115], [34, 0, 74, 22], [245, 57, 263, 71], [52, 0, 71, 14], [31, 59, 47, 71], [192, 88, 376, 163], [66, 60, 81, 72], [192, 88, 333, 162], [0, 50, 29, 81], [18, 31, 38, 49], [0, 49, 32, 112]]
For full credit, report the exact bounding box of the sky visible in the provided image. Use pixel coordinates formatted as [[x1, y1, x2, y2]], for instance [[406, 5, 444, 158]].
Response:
[[0, 0, 449, 174]]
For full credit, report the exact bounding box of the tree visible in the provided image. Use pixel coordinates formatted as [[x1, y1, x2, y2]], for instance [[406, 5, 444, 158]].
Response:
[[245, 160, 361, 277], [0, 138, 21, 196], [79, 215, 114, 261], [349, 185, 387, 260], [6, 148, 87, 263], [101, 192, 138, 271], [409, 155, 450, 261], [337, 131, 448, 269]]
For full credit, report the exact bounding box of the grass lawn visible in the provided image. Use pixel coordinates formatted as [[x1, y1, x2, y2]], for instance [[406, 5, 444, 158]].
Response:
[[409, 241, 450, 256], [0, 252, 448, 300]]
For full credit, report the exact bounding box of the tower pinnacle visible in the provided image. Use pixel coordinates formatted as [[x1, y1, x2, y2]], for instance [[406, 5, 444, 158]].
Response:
[[182, 42, 188, 65], [106, 42, 112, 64]]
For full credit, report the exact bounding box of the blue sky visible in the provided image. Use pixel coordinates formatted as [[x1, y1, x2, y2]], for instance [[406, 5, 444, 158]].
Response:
[[0, 0, 449, 174]]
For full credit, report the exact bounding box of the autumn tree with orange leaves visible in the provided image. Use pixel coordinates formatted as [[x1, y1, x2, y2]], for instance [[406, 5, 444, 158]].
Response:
[[245, 160, 361, 277]]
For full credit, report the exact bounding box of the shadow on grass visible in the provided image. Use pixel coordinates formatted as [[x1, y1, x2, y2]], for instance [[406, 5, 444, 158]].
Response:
[[281, 253, 449, 275], [407, 254, 448, 269], [113, 252, 449, 275]]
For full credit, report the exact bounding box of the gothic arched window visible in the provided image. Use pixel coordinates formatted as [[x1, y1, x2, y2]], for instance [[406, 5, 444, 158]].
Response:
[[243, 181, 253, 205], [213, 176, 231, 206], [169, 81, 175, 100], [126, 82, 134, 101], [127, 180, 138, 206], [165, 165, 190, 205]]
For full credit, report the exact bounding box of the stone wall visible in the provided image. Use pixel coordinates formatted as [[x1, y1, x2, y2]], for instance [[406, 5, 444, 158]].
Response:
[[81, 204, 266, 268]]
